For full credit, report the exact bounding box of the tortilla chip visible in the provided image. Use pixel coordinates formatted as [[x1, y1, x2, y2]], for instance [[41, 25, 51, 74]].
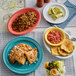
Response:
[[58, 47, 69, 56], [61, 39, 75, 53], [51, 46, 60, 56]]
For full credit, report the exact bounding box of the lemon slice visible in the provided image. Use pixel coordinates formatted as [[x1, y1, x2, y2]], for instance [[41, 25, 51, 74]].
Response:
[[45, 62, 49, 68], [9, 1, 16, 9]]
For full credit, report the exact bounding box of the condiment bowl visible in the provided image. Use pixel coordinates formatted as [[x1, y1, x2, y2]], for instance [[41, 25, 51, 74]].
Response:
[[44, 27, 66, 46]]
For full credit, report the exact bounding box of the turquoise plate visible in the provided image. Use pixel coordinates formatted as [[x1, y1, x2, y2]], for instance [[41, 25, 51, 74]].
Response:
[[3, 36, 43, 74]]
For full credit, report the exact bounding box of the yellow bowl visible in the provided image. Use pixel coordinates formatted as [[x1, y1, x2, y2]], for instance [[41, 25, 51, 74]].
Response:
[[44, 27, 66, 46]]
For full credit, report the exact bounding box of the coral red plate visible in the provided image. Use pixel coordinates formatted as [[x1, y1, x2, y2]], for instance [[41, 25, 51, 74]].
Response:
[[7, 8, 40, 35]]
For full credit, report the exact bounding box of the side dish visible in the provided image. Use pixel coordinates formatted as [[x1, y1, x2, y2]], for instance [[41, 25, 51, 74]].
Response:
[[9, 43, 38, 65], [45, 61, 65, 76], [48, 7, 64, 20], [12, 11, 37, 32], [44, 27, 75, 57]]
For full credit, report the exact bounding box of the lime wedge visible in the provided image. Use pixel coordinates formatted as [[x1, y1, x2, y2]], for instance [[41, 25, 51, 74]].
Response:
[[55, 13, 63, 18], [9, 1, 16, 9], [51, 14, 56, 20], [54, 7, 62, 14], [48, 8, 52, 15], [51, 8, 56, 14]]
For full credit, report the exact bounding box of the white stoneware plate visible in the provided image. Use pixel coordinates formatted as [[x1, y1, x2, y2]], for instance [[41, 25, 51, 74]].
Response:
[[43, 3, 69, 24], [43, 27, 75, 59]]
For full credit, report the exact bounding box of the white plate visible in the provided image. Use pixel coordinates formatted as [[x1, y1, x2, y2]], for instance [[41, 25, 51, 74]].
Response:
[[43, 3, 69, 24], [43, 27, 75, 59]]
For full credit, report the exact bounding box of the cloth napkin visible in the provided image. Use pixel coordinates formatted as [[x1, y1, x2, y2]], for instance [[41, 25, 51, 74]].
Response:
[[49, 0, 76, 29]]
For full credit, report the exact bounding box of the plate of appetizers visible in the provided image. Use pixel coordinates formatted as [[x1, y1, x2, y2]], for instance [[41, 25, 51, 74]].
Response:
[[45, 61, 65, 76], [43, 3, 69, 24], [43, 27, 75, 59], [3, 36, 43, 74], [7, 8, 40, 35]]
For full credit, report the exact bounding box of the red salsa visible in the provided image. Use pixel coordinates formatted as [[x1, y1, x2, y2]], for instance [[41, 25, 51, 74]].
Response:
[[47, 30, 62, 44]]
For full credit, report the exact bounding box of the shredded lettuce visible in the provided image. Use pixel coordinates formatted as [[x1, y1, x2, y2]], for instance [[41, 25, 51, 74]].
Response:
[[55, 61, 64, 69]]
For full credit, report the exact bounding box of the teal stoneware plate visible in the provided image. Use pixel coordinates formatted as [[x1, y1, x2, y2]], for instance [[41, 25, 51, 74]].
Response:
[[3, 36, 43, 74]]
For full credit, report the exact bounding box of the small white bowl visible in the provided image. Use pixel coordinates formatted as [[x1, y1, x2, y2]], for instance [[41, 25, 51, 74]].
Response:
[[43, 27, 75, 59], [43, 3, 69, 24]]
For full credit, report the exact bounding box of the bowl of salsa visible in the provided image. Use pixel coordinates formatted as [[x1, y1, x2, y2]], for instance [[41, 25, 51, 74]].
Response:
[[44, 27, 65, 46]]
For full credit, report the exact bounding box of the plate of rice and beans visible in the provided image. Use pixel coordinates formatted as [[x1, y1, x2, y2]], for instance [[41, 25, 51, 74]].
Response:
[[7, 8, 40, 35]]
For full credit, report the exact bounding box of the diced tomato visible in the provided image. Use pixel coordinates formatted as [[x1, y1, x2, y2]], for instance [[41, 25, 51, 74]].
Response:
[[47, 30, 62, 44]]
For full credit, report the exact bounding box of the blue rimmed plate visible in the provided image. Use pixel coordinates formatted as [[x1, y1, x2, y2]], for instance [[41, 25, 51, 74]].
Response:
[[3, 36, 43, 74]]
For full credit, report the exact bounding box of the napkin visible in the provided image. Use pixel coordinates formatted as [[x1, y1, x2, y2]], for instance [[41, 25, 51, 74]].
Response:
[[49, 0, 76, 29]]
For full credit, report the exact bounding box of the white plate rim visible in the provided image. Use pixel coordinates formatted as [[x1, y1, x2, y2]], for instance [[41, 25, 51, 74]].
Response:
[[43, 27, 75, 59], [43, 3, 69, 24]]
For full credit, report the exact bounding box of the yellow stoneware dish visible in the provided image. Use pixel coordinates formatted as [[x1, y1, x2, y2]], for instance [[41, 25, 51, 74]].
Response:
[[44, 27, 66, 46]]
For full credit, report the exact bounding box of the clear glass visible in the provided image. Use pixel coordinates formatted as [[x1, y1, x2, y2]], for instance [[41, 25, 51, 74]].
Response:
[[0, 0, 24, 23], [3, 13, 12, 23], [1, 0, 17, 23], [16, 0, 25, 8], [0, 0, 2, 8], [1, 0, 16, 11]]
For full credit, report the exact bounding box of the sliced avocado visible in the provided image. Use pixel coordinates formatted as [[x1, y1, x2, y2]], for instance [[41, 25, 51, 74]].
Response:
[[51, 14, 56, 20]]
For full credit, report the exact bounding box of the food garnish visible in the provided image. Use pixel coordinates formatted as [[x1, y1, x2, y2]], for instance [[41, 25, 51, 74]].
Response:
[[12, 11, 37, 32], [9, 43, 38, 65], [45, 61, 65, 76], [48, 7, 64, 20], [9, 1, 16, 8], [50, 69, 58, 75]]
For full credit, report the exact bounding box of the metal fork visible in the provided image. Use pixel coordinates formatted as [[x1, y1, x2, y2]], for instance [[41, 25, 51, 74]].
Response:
[[71, 38, 76, 41]]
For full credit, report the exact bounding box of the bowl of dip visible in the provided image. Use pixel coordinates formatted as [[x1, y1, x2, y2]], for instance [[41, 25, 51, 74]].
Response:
[[44, 27, 65, 46]]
